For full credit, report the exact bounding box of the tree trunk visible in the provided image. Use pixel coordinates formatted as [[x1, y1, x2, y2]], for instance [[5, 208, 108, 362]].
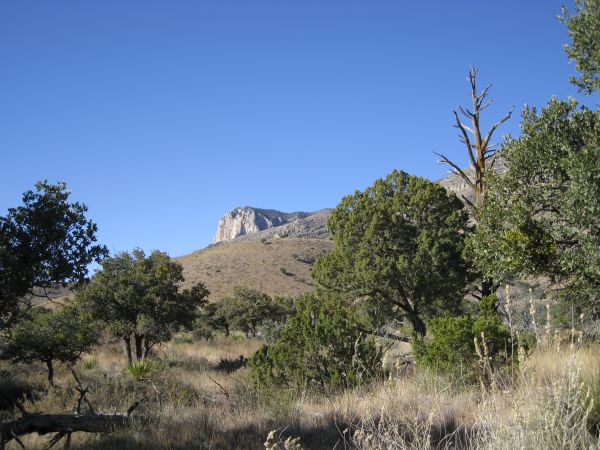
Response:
[[123, 336, 133, 366], [143, 339, 153, 359], [406, 312, 427, 338], [45, 360, 54, 387], [224, 324, 229, 337], [481, 278, 494, 299], [134, 334, 144, 361], [0, 413, 148, 449]]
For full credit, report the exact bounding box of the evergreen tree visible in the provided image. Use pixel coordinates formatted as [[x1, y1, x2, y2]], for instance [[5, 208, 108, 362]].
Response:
[[250, 293, 382, 390], [312, 170, 469, 337]]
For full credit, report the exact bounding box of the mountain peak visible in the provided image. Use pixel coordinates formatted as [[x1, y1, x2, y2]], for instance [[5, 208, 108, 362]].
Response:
[[213, 207, 311, 243]]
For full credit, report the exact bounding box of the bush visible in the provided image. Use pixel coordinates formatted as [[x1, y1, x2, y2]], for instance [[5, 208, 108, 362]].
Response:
[[192, 323, 213, 341], [414, 295, 511, 379], [216, 355, 247, 373], [250, 293, 383, 390], [3, 306, 98, 385], [172, 333, 194, 345]]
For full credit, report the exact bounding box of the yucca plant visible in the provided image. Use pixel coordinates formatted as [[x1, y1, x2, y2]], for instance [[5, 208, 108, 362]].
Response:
[[82, 357, 98, 370], [123, 360, 156, 382]]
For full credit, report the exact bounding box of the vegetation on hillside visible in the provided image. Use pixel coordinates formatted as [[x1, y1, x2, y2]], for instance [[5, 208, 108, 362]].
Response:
[[1, 2, 600, 449]]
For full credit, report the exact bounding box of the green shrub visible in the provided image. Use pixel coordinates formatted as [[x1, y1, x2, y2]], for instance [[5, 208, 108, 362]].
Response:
[[250, 293, 383, 390], [82, 357, 98, 371], [172, 332, 194, 345], [414, 295, 511, 379], [191, 324, 213, 341]]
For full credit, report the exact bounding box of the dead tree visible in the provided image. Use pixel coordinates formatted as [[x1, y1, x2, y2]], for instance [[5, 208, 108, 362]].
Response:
[[435, 66, 513, 298], [0, 370, 147, 450], [435, 66, 513, 210]]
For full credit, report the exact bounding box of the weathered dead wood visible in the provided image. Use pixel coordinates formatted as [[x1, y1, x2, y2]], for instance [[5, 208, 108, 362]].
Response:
[[0, 370, 148, 449], [437, 65, 513, 210], [0, 412, 149, 449]]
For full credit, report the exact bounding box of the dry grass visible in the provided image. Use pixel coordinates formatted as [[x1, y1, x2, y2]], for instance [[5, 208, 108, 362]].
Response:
[[176, 237, 333, 301], [3, 332, 600, 449]]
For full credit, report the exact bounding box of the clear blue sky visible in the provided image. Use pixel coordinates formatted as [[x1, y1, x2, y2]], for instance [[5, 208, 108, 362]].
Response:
[[1, 1, 597, 256]]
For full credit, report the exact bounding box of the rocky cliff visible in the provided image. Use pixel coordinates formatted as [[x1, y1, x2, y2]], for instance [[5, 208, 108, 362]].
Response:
[[213, 207, 311, 243]]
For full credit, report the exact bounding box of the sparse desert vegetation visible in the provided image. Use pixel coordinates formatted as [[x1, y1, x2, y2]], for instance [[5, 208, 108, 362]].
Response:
[[2, 1, 600, 449], [3, 321, 600, 449], [176, 238, 332, 301]]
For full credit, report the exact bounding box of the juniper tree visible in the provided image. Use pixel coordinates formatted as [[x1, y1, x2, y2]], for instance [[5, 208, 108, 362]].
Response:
[[312, 170, 469, 337]]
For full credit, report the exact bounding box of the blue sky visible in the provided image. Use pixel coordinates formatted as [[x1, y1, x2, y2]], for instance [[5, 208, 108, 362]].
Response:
[[1, 1, 597, 256]]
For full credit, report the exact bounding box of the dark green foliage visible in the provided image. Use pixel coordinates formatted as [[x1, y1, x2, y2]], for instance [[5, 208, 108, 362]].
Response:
[[559, 0, 600, 94], [0, 181, 107, 328], [3, 306, 98, 385], [216, 355, 247, 373], [220, 287, 288, 337], [249, 293, 383, 390], [195, 302, 231, 337], [468, 99, 600, 334], [414, 295, 510, 378], [77, 249, 209, 365], [312, 170, 470, 337]]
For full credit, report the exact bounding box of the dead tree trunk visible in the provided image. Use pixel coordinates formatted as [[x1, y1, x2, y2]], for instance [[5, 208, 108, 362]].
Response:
[[435, 66, 513, 298], [0, 413, 147, 449], [0, 370, 147, 449], [435, 66, 513, 210]]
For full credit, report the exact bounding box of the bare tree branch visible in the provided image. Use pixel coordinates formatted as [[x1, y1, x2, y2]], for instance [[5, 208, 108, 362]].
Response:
[[460, 195, 475, 209], [10, 431, 26, 449], [126, 396, 148, 416], [482, 107, 514, 149], [453, 111, 476, 165], [207, 374, 230, 399], [434, 152, 475, 188]]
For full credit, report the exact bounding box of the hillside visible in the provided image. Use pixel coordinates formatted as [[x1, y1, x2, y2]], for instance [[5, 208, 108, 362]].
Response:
[[176, 163, 501, 301], [176, 236, 333, 301]]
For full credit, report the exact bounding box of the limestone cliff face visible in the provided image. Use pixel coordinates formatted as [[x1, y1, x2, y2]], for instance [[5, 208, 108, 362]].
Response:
[[213, 207, 311, 243]]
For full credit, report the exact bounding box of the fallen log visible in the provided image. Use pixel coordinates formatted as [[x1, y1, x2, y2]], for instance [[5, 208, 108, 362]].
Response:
[[0, 412, 149, 449], [0, 370, 148, 449]]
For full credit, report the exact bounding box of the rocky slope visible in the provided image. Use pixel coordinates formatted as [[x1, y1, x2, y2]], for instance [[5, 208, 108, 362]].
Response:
[[177, 237, 333, 301], [213, 207, 311, 243]]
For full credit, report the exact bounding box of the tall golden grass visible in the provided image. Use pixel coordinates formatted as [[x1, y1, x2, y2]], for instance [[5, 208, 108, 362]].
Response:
[[3, 320, 600, 449]]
